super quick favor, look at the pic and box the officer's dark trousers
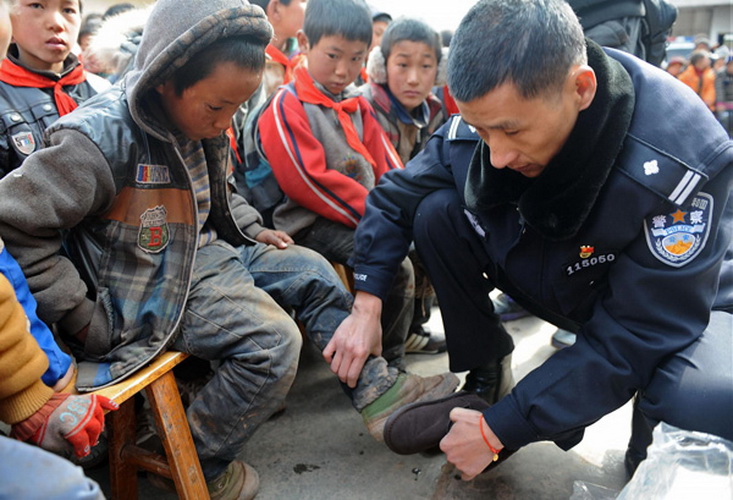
[413,188,733,468]
[412,189,514,373]
[627,309,733,473]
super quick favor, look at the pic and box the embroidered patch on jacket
[565,245,618,276]
[136,164,171,184]
[644,192,713,267]
[11,131,35,155]
[643,159,659,176]
[138,206,170,253]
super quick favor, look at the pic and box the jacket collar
[465,40,635,241]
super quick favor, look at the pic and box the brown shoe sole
[384,391,490,455]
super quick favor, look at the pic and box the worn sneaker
[149,460,259,500]
[208,460,259,500]
[492,293,530,321]
[550,328,577,349]
[405,326,447,354]
[361,371,460,441]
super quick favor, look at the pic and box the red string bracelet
[479,415,500,462]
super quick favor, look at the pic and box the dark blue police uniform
[352,42,733,462]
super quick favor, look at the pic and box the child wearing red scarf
[0,0,105,177]
[359,17,448,355]
[250,0,307,97]
[256,0,426,380]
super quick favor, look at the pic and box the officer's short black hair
[303,0,372,48]
[448,0,586,101]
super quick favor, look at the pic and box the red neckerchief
[0,58,86,116]
[442,85,459,116]
[293,66,376,167]
[266,44,294,84]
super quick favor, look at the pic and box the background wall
[83,1,731,48]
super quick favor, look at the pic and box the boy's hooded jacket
[0,0,272,390]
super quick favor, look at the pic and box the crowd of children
[0,1,457,499]
[1,0,731,499]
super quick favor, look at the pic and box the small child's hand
[11,393,118,458]
[255,229,294,249]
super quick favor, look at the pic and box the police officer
[333,0,733,480]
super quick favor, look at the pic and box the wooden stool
[330,262,355,293]
[92,351,209,500]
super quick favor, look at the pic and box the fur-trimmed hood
[366,45,448,86]
[83,5,152,78]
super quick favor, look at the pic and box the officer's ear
[569,65,597,112]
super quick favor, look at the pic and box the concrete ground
[87,308,633,500]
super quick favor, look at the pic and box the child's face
[157,61,262,142]
[386,40,438,112]
[273,0,306,41]
[370,19,388,52]
[0,3,11,57]
[301,33,367,95]
[10,0,81,73]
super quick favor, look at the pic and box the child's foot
[361,371,459,441]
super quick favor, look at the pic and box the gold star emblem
[670,209,687,224]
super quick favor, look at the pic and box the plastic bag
[617,422,733,499]
[569,481,619,500]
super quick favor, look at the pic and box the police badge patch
[11,131,35,155]
[644,193,713,267]
[138,206,170,253]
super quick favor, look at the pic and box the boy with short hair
[0,0,107,177]
[0,1,457,497]
[257,0,417,374]
[250,0,306,96]
[360,17,448,354]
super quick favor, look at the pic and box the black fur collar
[464,40,635,241]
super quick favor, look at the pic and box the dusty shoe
[149,460,259,499]
[492,293,530,321]
[384,391,490,455]
[208,460,260,500]
[361,371,460,441]
[405,326,447,354]
[550,328,577,349]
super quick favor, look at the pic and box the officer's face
[156,61,262,142]
[456,67,596,178]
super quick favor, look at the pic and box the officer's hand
[324,292,383,388]
[440,407,501,481]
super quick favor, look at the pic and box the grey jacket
[0,0,272,390]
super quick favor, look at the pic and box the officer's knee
[413,189,463,245]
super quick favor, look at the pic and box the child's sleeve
[0,244,72,387]
[0,273,54,425]
[360,97,404,182]
[258,88,370,229]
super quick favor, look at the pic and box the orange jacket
[678,65,716,111]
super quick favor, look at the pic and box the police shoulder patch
[643,192,713,267]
